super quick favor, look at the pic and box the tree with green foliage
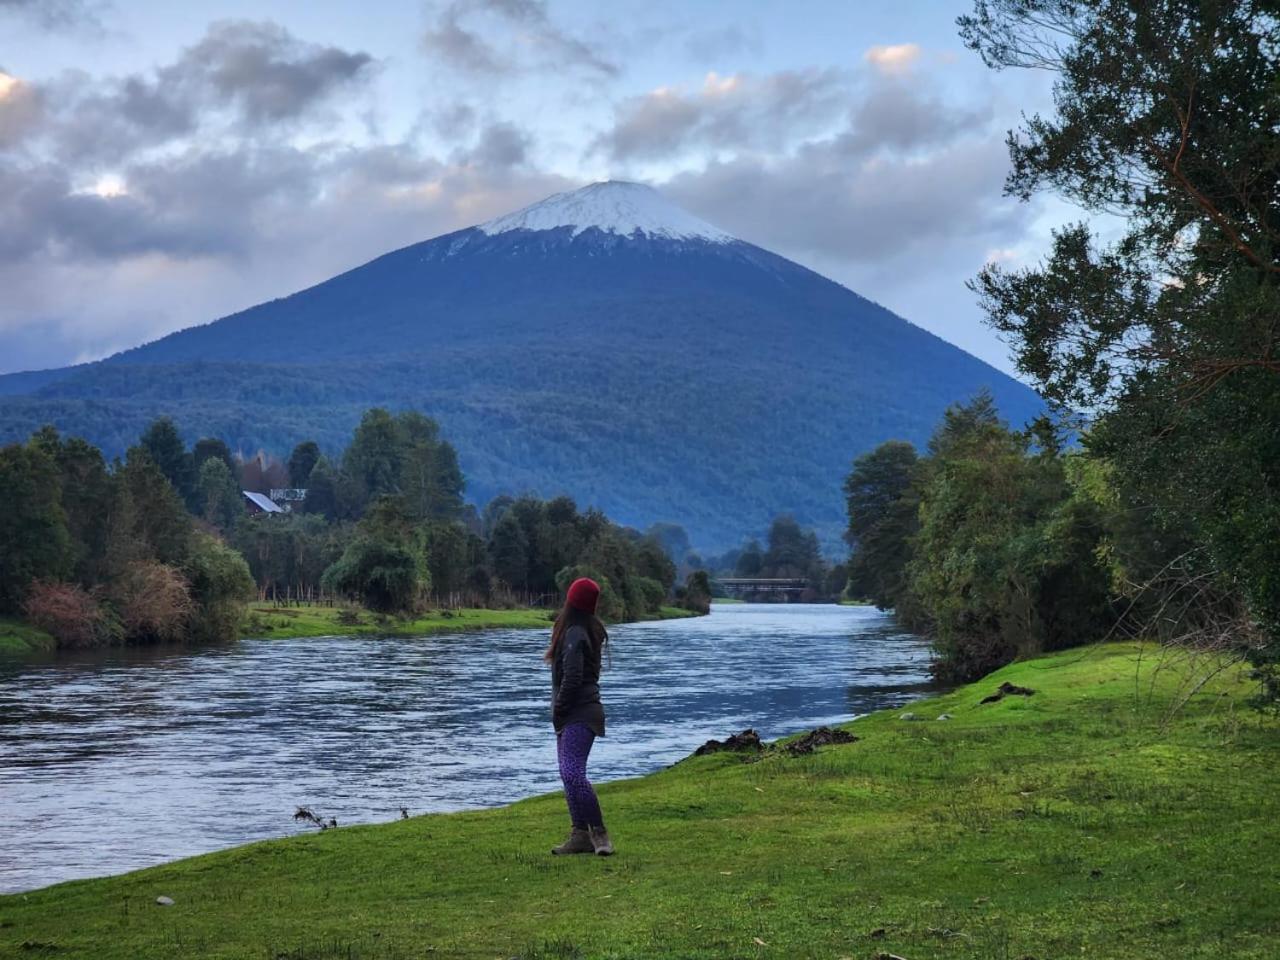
[398,412,465,522]
[138,417,194,502]
[231,513,348,599]
[193,437,236,475]
[635,536,677,592]
[185,532,255,643]
[321,537,420,614]
[344,408,403,503]
[287,441,321,488]
[679,570,713,615]
[762,515,824,581]
[0,442,72,612]
[302,456,342,520]
[108,449,193,569]
[844,440,920,612]
[490,513,530,592]
[29,427,114,585]
[196,457,242,530]
[423,520,470,599]
[961,0,1280,691]
[907,396,1112,682]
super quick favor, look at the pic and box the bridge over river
[715,577,809,600]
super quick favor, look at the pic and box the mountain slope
[0,181,1043,550]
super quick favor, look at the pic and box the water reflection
[0,603,931,892]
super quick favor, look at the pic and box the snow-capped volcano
[0,178,1046,551]
[479,180,733,243]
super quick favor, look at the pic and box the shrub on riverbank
[2,643,1273,958]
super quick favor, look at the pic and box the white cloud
[864,43,922,75]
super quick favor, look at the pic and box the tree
[321,537,420,613]
[0,442,72,612]
[646,522,692,565]
[490,513,530,591]
[303,456,342,520]
[193,437,236,476]
[961,0,1280,689]
[423,520,469,599]
[735,540,764,577]
[344,408,403,504]
[30,427,114,585]
[679,570,712,615]
[762,515,823,580]
[109,449,193,568]
[397,411,465,521]
[482,495,516,538]
[636,536,677,592]
[287,441,321,488]
[196,457,242,530]
[844,440,920,611]
[185,532,254,642]
[906,396,1111,682]
[137,417,193,501]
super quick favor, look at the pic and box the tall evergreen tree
[137,417,194,502]
[844,440,920,612]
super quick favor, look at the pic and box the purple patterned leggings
[556,723,604,829]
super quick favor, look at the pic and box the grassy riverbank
[238,604,555,639]
[241,604,698,639]
[0,617,55,654]
[3,642,1276,959]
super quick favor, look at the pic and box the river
[0,603,931,893]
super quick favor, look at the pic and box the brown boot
[588,825,614,856]
[551,827,593,855]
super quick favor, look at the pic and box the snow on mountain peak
[478,180,734,243]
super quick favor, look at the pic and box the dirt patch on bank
[693,729,763,757]
[785,726,859,755]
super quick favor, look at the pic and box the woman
[547,577,613,856]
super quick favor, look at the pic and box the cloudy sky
[0,0,1065,376]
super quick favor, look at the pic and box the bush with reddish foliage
[22,581,114,648]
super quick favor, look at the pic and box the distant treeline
[697,516,848,603]
[0,408,711,648]
[0,425,254,647]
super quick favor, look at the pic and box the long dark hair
[544,602,608,664]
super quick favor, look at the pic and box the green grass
[0,616,55,654]
[3,643,1277,959]
[238,605,557,640]
[239,604,698,640]
[710,597,745,604]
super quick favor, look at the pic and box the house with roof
[242,491,285,515]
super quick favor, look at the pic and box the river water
[0,603,931,893]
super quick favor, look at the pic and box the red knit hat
[566,577,600,614]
